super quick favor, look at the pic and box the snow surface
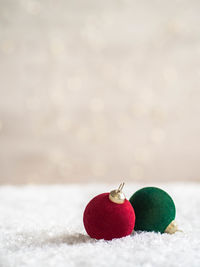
[0,183,200,267]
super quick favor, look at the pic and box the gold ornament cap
[109,182,126,204]
[164,220,179,234]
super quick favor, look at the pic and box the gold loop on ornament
[109,182,126,204]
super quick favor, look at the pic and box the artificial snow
[0,183,200,267]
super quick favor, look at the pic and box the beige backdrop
[0,0,200,184]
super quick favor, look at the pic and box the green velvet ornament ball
[129,187,176,233]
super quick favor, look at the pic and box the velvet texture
[83,193,135,240]
[129,187,176,233]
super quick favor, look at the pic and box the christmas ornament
[83,183,135,240]
[129,187,178,234]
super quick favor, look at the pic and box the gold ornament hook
[109,182,126,204]
[117,182,125,192]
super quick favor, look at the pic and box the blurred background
[0,0,200,184]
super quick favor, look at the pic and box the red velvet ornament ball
[83,183,135,240]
